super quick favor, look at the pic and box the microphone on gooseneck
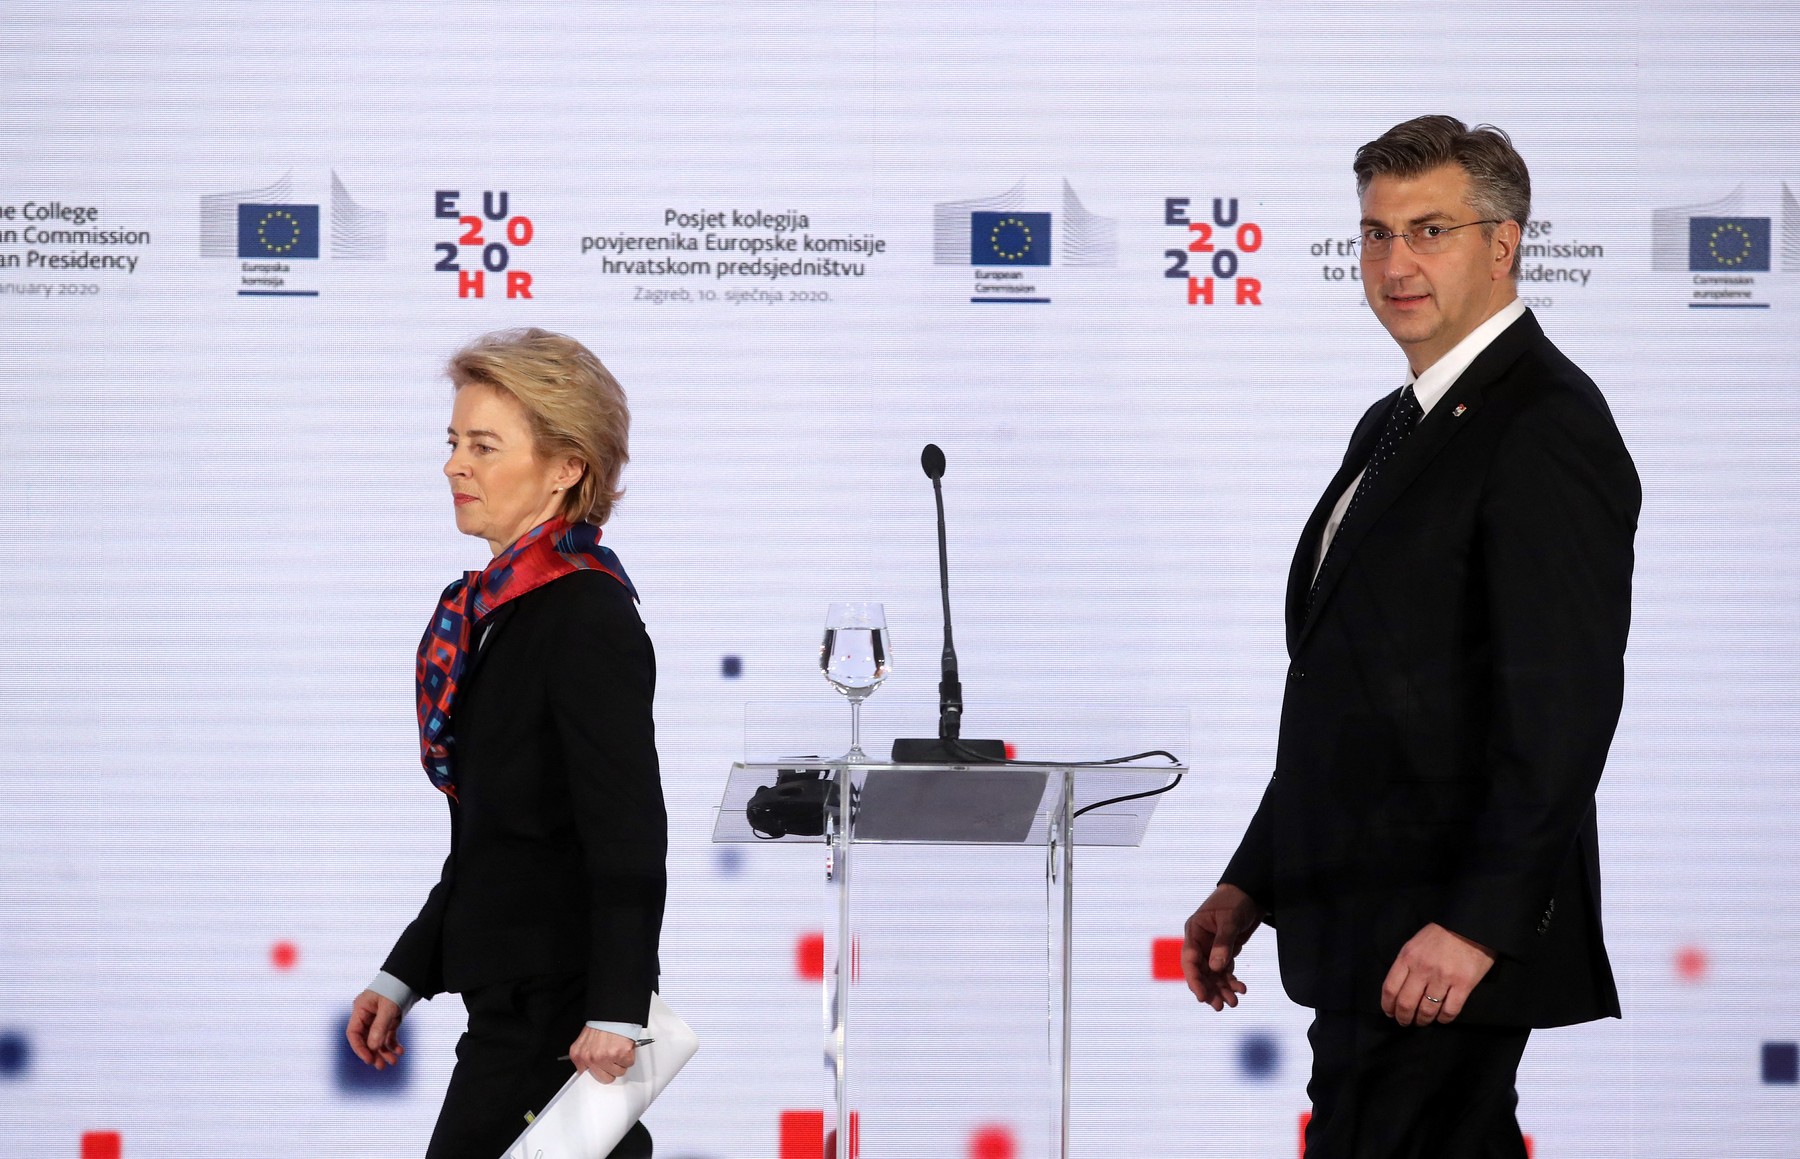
[891,444,1007,764]
[921,444,963,742]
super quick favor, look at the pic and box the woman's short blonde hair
[446,328,629,525]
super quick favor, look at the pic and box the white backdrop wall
[1,3,1797,1157]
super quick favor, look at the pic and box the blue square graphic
[0,1029,30,1077]
[1236,1031,1280,1080]
[335,1017,409,1095]
[238,203,320,260]
[971,211,1051,266]
[1688,216,1770,271]
[1764,1041,1798,1085]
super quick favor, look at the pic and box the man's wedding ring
[1423,994,1442,1003]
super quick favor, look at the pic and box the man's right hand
[345,989,405,1069]
[1181,883,1264,1011]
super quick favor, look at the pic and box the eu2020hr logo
[435,190,535,299]
[1164,197,1262,306]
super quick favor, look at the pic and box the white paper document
[501,993,698,1159]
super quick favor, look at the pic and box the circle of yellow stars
[257,208,304,255]
[1707,221,1754,267]
[989,216,1034,262]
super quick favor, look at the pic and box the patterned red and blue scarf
[415,517,637,798]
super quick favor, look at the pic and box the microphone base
[889,737,1007,764]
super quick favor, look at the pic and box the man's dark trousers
[1304,1012,1530,1158]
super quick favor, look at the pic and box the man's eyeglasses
[1353,220,1500,260]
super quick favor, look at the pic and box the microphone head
[921,443,947,481]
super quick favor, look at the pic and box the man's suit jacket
[1222,310,1639,1028]
[383,569,667,1026]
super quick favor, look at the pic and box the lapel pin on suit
[1453,403,1467,417]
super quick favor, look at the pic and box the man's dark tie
[1308,382,1424,612]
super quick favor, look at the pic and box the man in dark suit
[1180,116,1639,1157]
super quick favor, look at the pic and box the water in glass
[821,625,890,698]
[821,603,889,762]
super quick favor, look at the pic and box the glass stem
[849,697,863,759]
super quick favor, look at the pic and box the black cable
[941,736,1181,769]
[937,737,1187,819]
[1072,772,1183,819]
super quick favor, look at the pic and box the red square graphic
[780,1111,824,1159]
[81,1132,122,1159]
[1151,936,1184,980]
[796,932,825,981]
[969,1123,1017,1159]
[1675,944,1708,982]
[780,1110,859,1159]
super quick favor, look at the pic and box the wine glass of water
[821,602,891,762]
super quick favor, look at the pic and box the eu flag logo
[1689,216,1770,271]
[971,211,1051,266]
[238,203,319,259]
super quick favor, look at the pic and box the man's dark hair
[1354,115,1531,274]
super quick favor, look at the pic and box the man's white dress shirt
[1314,298,1527,579]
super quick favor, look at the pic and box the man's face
[1359,164,1519,374]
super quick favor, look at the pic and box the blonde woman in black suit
[345,329,665,1159]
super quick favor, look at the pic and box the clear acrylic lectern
[713,751,1180,1159]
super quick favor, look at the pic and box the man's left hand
[568,1027,637,1083]
[1380,922,1496,1027]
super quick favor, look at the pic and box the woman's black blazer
[383,569,667,1025]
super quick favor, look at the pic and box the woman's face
[443,383,581,554]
